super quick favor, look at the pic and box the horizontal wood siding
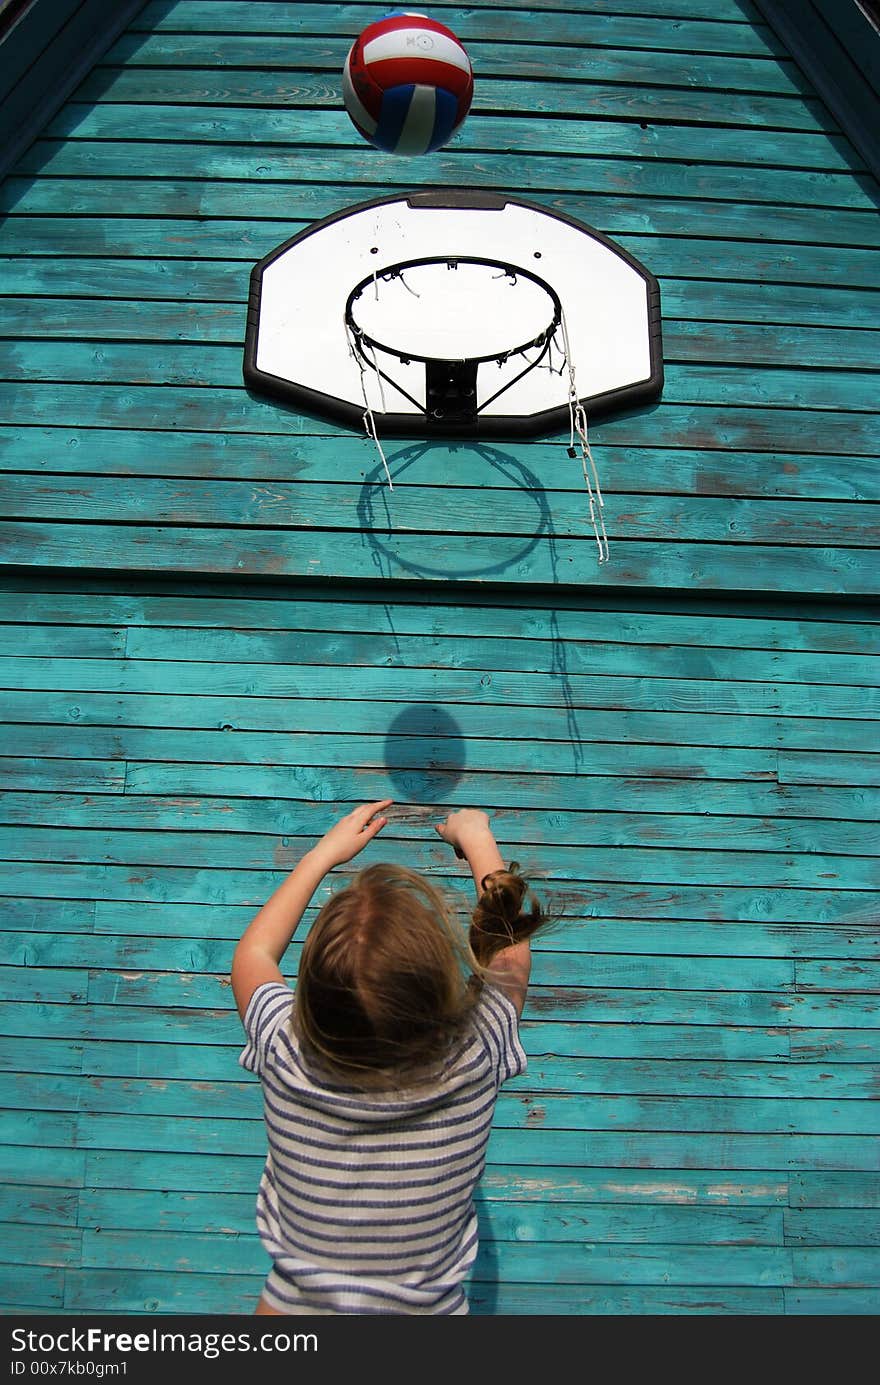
[0,0,878,1319]
[0,575,878,1314]
[0,0,878,592]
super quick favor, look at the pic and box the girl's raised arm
[230,800,392,1020]
[435,808,533,1018]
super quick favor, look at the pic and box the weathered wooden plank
[10,1049,872,1103]
[3,473,878,544]
[0,625,124,657]
[790,1030,880,1063]
[1,656,875,725]
[14,938,785,994]
[74,1035,808,1084]
[0,1037,83,1075]
[0,1111,77,1150]
[58,1112,880,1170]
[796,960,880,994]
[132,2,786,59]
[76,1019,791,1071]
[81,899,880,961]
[44,72,847,141]
[103,33,801,92]
[0,705,875,784]
[77,1186,254,1233]
[3,581,876,654]
[0,1000,240,1045]
[60,1266,263,1314]
[5,797,875,858]
[788,994,880,1030]
[0,1185,78,1226]
[486,1202,786,1245]
[72,969,823,1028]
[65,1073,880,1136]
[44,105,860,173]
[4,520,876,595]
[17,139,876,210]
[116,624,880,685]
[481,1167,788,1206]
[0,429,875,512]
[85,899,866,962]
[83,1148,262,1193]
[784,1209,880,1245]
[7,334,880,413]
[507,1124,875,1168]
[53,1265,784,1314]
[529,989,880,1030]
[0,701,875,784]
[75,1170,788,1232]
[779,752,880,787]
[792,1248,880,1286]
[8,862,875,935]
[0,295,246,342]
[0,965,87,1004]
[1,654,874,721]
[784,1288,880,1313]
[0,898,96,933]
[513,1059,879,1100]
[77,1183,785,1245]
[0,759,125,792]
[3,384,878,458]
[138,0,763,18]
[3,254,879,323]
[468,1282,783,1314]
[0,931,231,976]
[3,280,880,370]
[6,822,876,890]
[0,1142,85,1189]
[1,695,874,769]
[664,321,880,370]
[0,1266,64,1309]
[6,172,878,262]
[75,1154,782,1214]
[4,757,809,822]
[76,1223,796,1284]
[4,224,877,327]
[790,1173,880,1208]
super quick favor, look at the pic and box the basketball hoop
[344,254,608,561]
[244,189,665,566]
[344,256,563,426]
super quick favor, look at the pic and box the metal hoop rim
[344,254,563,366]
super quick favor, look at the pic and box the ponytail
[468,862,546,967]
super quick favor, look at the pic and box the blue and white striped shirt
[240,980,527,1314]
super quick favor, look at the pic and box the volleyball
[342,11,473,155]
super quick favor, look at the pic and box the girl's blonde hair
[293,861,546,1088]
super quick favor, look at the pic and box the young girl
[231,800,547,1316]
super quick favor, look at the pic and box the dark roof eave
[0,0,149,184]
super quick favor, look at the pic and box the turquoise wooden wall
[0,0,878,1315]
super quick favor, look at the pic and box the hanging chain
[559,309,609,563]
[345,316,393,491]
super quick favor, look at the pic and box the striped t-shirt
[239,979,527,1315]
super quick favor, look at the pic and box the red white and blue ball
[343,12,473,155]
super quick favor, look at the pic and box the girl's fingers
[357,798,393,819]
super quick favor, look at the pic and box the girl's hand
[435,808,493,857]
[314,800,393,868]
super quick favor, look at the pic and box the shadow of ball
[384,705,467,802]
